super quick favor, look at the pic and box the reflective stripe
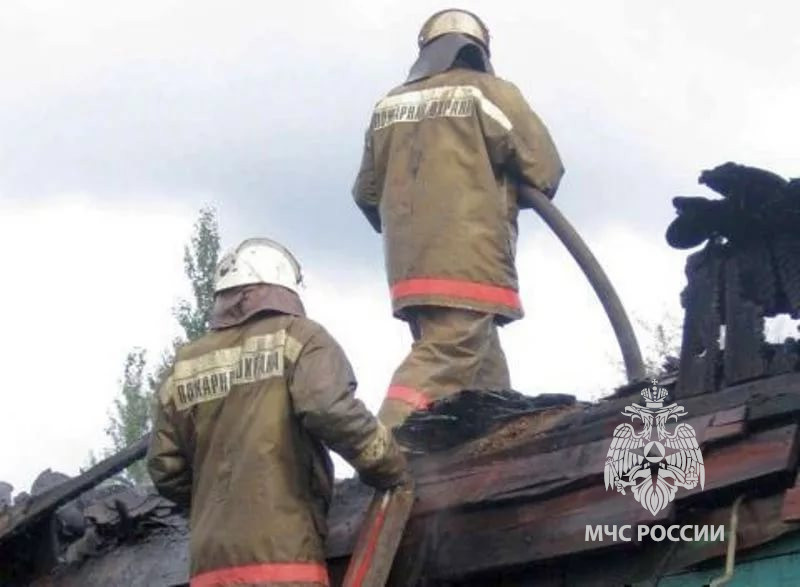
[373,85,512,131]
[386,385,431,410]
[191,562,329,587]
[284,335,303,363]
[391,278,521,310]
[352,423,390,470]
[343,492,391,587]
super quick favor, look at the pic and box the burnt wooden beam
[324,420,799,578]
[677,246,724,398]
[415,424,798,579]
[724,251,768,385]
[774,235,800,313]
[417,372,800,477]
[422,484,673,579]
[563,493,799,586]
[14,410,800,584]
[781,473,800,523]
[0,435,150,545]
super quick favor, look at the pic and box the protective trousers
[378,307,511,430]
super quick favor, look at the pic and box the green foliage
[637,312,682,378]
[174,207,220,342]
[606,312,682,394]
[105,348,151,483]
[100,207,221,484]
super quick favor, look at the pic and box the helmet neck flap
[406,33,493,84]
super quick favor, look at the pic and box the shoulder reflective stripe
[352,423,390,469]
[386,385,431,410]
[373,85,512,131]
[191,562,329,587]
[284,335,303,363]
[390,277,521,310]
[171,330,289,410]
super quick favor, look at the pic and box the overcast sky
[1,1,798,493]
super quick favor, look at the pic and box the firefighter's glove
[355,424,410,490]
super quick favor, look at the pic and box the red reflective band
[343,492,390,587]
[387,385,431,410]
[191,562,329,587]
[391,278,521,309]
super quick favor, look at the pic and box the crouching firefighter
[147,238,408,587]
[352,9,565,429]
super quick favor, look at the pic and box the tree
[101,207,221,483]
[148,206,220,392]
[105,348,150,483]
[607,311,683,392]
[174,207,220,342]
[635,311,682,378]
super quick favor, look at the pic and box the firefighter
[147,238,407,587]
[352,9,565,430]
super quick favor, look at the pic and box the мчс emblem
[604,379,705,516]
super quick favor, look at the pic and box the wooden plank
[724,253,767,385]
[413,413,723,515]
[711,405,748,426]
[419,425,797,579]
[342,484,414,587]
[781,486,800,523]
[570,493,797,586]
[0,435,150,544]
[326,423,798,579]
[423,484,673,579]
[705,405,747,444]
[773,234,800,314]
[413,417,788,519]
[684,425,799,498]
[677,247,724,398]
[453,372,800,469]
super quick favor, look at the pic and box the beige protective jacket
[353,68,564,323]
[147,310,405,587]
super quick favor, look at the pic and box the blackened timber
[0,435,150,545]
[724,252,767,385]
[420,485,673,579]
[410,422,794,519]
[563,494,796,586]
[773,235,800,313]
[677,246,724,398]
[416,372,800,477]
[684,424,798,498]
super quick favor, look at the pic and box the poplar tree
[103,207,220,483]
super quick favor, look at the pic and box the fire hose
[520,185,646,383]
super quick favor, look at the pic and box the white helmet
[214,238,303,294]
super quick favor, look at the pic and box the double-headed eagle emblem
[604,379,705,516]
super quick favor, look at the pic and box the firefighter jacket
[353,68,564,323]
[147,305,406,587]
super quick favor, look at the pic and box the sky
[1,0,798,494]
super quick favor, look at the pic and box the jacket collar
[209,284,305,330]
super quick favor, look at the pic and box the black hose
[520,185,647,383]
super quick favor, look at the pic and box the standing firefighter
[147,238,407,587]
[353,9,565,429]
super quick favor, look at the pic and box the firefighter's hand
[359,440,410,490]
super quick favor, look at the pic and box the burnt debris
[4,162,800,585]
[667,162,800,249]
[671,164,800,397]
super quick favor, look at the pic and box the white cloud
[0,200,686,491]
[1,0,797,491]
[0,198,193,493]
